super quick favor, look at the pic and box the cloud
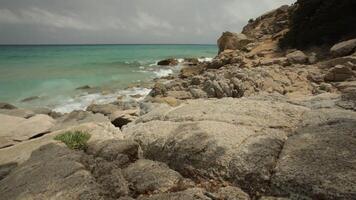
[0,7,96,30]
[0,0,296,44]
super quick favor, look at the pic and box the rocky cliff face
[1,2,356,200]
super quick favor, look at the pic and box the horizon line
[0,43,217,46]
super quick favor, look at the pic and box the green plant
[54,131,91,150]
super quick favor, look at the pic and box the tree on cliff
[280,0,356,49]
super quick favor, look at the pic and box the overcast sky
[0,0,295,44]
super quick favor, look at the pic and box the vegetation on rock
[54,131,91,150]
[280,0,356,49]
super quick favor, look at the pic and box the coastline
[1,2,356,200]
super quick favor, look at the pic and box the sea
[0,44,217,113]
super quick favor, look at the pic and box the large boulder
[0,122,123,166]
[217,32,253,54]
[330,38,356,57]
[324,65,355,82]
[0,144,105,200]
[0,114,55,149]
[124,98,308,195]
[271,109,356,199]
[286,50,308,64]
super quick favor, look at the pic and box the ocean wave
[53,87,151,114]
[198,57,213,62]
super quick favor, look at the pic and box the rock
[189,88,208,99]
[33,107,62,119]
[87,139,141,167]
[0,114,55,148]
[337,88,356,111]
[124,98,308,195]
[180,66,203,78]
[286,50,308,64]
[51,110,109,131]
[76,85,92,90]
[191,76,203,85]
[271,109,356,199]
[21,96,40,102]
[137,188,210,200]
[319,55,356,69]
[149,83,167,97]
[0,102,16,110]
[0,108,35,119]
[150,96,180,107]
[157,58,178,66]
[0,144,105,200]
[218,32,253,54]
[123,159,186,195]
[308,52,318,64]
[324,65,354,82]
[184,58,200,65]
[330,38,356,57]
[86,103,120,116]
[111,114,137,129]
[216,186,251,200]
[166,90,192,100]
[0,162,17,180]
[0,122,123,166]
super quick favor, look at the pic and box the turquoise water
[0,45,217,112]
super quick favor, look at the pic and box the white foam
[53,87,151,114]
[153,69,173,77]
[198,57,213,62]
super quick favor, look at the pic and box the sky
[0,0,295,44]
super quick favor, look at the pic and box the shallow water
[0,44,217,112]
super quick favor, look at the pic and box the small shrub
[54,131,91,150]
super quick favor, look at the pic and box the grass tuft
[54,131,91,150]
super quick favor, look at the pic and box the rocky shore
[1,1,356,200]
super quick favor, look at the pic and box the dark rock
[331,38,356,57]
[0,102,17,110]
[157,58,178,66]
[324,65,355,82]
[76,85,92,90]
[0,162,17,181]
[21,96,40,102]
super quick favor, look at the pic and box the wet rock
[0,102,17,110]
[330,38,356,57]
[21,96,40,102]
[76,85,92,90]
[157,58,178,66]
